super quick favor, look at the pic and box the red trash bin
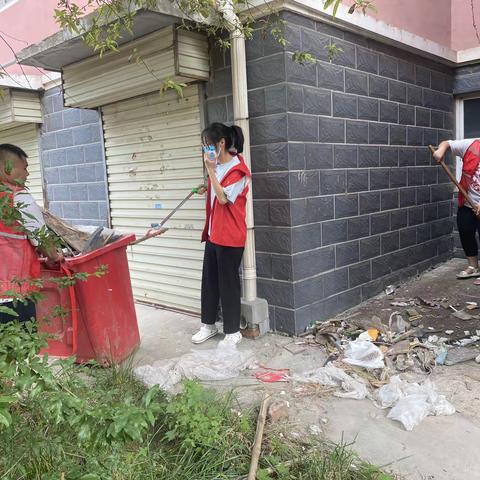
[63,234,140,365]
[37,267,96,363]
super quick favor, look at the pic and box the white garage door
[0,123,43,205]
[102,85,205,312]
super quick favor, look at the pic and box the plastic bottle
[203,145,217,161]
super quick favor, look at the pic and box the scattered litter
[255,366,290,383]
[309,290,480,379]
[385,285,396,295]
[476,354,480,364]
[358,329,379,341]
[292,365,368,400]
[134,348,256,392]
[389,312,408,333]
[309,425,322,436]
[453,310,473,321]
[377,376,455,431]
[391,301,412,307]
[256,371,288,383]
[405,308,422,322]
[445,347,480,365]
[435,350,448,365]
[457,336,480,347]
[416,297,439,308]
[343,340,385,369]
[283,342,307,355]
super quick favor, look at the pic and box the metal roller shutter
[0,123,43,205]
[102,85,205,312]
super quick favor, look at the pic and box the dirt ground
[135,257,480,480]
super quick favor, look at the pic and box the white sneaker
[218,331,243,349]
[191,324,218,344]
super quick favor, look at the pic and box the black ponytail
[202,122,244,154]
[230,125,244,154]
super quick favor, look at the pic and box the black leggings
[201,240,244,334]
[457,206,480,257]
[0,300,36,324]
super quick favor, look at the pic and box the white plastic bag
[292,365,368,400]
[134,348,256,392]
[343,340,385,369]
[388,394,430,431]
[377,376,455,430]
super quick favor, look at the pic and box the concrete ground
[134,258,480,480]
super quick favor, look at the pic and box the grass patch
[0,322,395,479]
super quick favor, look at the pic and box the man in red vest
[434,139,480,282]
[0,144,62,323]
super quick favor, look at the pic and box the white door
[0,123,43,205]
[102,85,205,312]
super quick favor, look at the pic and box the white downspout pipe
[216,0,257,301]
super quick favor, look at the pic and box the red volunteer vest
[0,185,41,298]
[201,155,251,248]
[459,140,480,207]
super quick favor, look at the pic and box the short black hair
[0,144,28,160]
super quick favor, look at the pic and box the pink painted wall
[343,0,452,48]
[0,0,59,76]
[342,0,480,51]
[451,0,480,51]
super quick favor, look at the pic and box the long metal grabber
[130,185,205,246]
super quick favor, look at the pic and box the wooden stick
[247,393,270,480]
[428,145,478,209]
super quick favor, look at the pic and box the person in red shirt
[434,139,480,282]
[192,123,251,347]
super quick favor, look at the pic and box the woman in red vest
[434,139,480,282]
[0,144,62,324]
[192,123,251,347]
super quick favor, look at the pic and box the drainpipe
[216,0,257,301]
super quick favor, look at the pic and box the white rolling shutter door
[0,124,43,205]
[102,85,205,312]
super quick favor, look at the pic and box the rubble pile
[305,291,480,374]
[287,288,480,429]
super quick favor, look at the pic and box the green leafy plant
[324,0,376,16]
[348,0,377,15]
[160,79,188,98]
[292,51,316,65]
[164,380,226,450]
[325,42,344,62]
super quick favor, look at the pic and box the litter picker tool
[130,185,205,246]
[428,145,479,212]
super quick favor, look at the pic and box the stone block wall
[206,11,455,334]
[40,86,109,227]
